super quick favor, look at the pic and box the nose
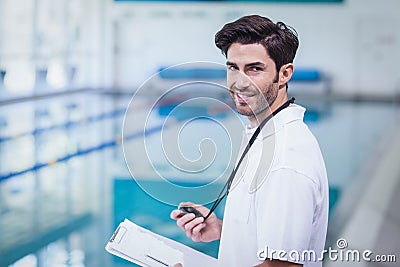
[234,72,251,91]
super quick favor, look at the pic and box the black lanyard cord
[203,97,295,220]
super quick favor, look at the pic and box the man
[170,15,328,267]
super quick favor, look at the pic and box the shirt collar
[245,104,305,139]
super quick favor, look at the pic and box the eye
[227,65,237,71]
[250,66,262,72]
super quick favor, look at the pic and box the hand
[170,202,222,242]
[174,264,183,267]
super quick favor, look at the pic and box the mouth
[234,92,255,104]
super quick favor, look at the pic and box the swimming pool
[0,92,398,267]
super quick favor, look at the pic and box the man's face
[226,42,279,118]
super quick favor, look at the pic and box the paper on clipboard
[105,219,218,267]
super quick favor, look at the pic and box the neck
[248,91,289,128]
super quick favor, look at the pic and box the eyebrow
[226,61,266,68]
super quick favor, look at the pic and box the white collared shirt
[218,104,329,267]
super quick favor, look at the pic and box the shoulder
[270,105,327,185]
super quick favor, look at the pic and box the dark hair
[215,15,299,73]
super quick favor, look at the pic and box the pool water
[0,93,398,267]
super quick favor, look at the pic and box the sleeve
[255,167,318,264]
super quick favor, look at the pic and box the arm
[170,202,222,242]
[252,169,319,267]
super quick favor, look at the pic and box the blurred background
[0,0,399,266]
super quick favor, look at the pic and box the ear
[279,63,294,86]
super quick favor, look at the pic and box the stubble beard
[235,82,279,117]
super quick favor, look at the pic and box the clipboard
[105,219,218,267]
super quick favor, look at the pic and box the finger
[192,222,206,236]
[176,213,195,230]
[184,217,203,239]
[186,229,193,239]
[170,209,182,220]
[191,223,206,242]
[192,232,201,242]
[184,216,204,232]
[174,264,183,267]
